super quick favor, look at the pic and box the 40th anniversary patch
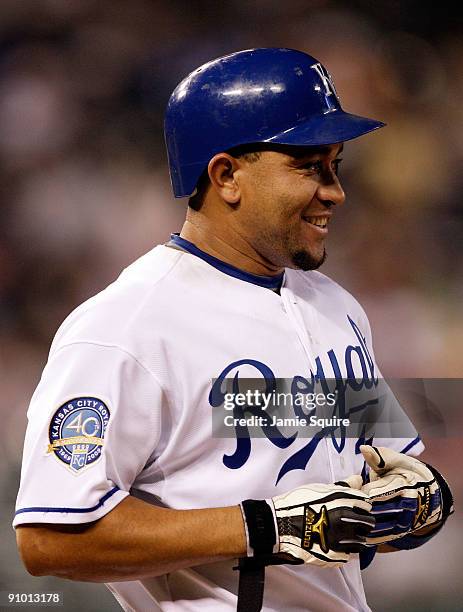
[47,397,110,473]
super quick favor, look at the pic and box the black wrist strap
[241,499,276,556]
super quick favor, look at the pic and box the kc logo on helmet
[310,63,340,103]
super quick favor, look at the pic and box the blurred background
[0,1,461,610]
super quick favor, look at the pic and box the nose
[316,174,346,208]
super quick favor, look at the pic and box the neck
[180,217,284,277]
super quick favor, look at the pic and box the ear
[207,153,241,204]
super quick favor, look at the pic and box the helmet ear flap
[164,48,385,198]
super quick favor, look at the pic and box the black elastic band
[237,558,266,612]
[236,500,276,612]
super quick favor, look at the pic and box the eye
[301,160,323,174]
[299,158,343,175]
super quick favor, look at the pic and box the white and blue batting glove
[241,475,375,568]
[359,445,454,547]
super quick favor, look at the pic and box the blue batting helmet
[164,48,384,198]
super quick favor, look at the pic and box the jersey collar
[169,234,284,290]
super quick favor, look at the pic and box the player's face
[237,144,345,271]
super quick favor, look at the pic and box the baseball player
[14,48,453,612]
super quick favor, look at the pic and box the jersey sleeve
[353,302,424,458]
[13,342,164,527]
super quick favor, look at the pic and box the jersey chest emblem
[210,315,378,483]
[47,397,110,473]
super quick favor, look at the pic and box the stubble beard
[254,222,327,271]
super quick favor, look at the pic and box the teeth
[305,216,329,227]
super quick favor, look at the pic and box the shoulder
[50,245,184,355]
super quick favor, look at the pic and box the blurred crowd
[0,1,462,610]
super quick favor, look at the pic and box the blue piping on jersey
[400,436,421,454]
[170,234,284,290]
[14,486,120,516]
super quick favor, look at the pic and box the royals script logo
[209,316,378,484]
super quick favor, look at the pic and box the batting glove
[359,445,454,545]
[241,475,375,568]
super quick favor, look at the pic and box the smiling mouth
[302,215,330,229]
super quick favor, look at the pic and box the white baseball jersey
[14,235,423,612]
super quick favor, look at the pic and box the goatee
[291,248,327,271]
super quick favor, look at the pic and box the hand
[359,445,451,545]
[241,475,375,568]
